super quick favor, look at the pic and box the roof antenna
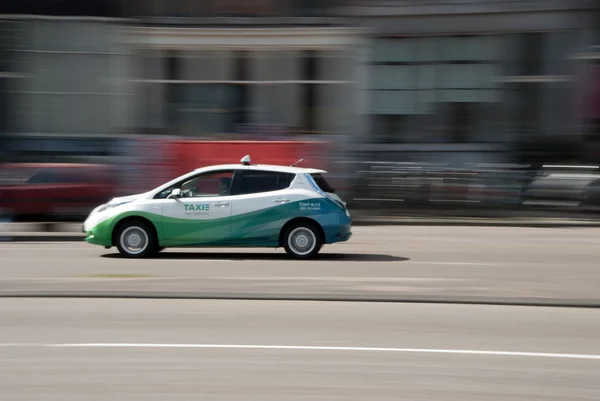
[291,158,304,167]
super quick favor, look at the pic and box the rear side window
[233,171,295,195]
[277,172,295,190]
[311,174,335,193]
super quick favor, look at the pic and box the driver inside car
[219,177,232,196]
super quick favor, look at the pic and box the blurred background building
[2,0,600,219]
[0,1,597,161]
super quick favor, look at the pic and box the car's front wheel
[282,222,323,260]
[115,220,158,258]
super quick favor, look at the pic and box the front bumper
[82,213,113,247]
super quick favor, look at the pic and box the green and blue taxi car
[83,156,352,259]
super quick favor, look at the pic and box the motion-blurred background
[1,0,600,222]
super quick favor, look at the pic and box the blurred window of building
[369,31,577,145]
[369,35,502,144]
[9,20,119,136]
[133,47,353,138]
[134,49,247,137]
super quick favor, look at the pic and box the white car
[83,156,352,259]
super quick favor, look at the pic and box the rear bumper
[340,231,352,242]
[326,221,352,244]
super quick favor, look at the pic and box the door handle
[213,202,230,207]
[273,198,291,204]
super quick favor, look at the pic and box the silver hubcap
[288,227,316,256]
[120,226,148,255]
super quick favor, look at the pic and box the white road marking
[411,262,502,266]
[0,343,598,360]
[0,275,243,282]
[0,276,467,283]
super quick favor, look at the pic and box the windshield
[311,174,335,193]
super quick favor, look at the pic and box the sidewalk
[0,223,84,242]
[2,215,600,242]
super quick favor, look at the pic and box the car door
[228,170,297,246]
[159,169,237,246]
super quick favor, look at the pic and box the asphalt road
[0,298,598,400]
[0,226,599,304]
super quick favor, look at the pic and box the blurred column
[110,26,136,134]
[316,51,334,135]
[470,35,504,143]
[0,19,17,150]
[248,51,271,125]
[268,51,301,131]
[11,19,34,134]
[352,38,371,144]
[540,31,578,138]
[136,48,166,131]
[317,49,354,137]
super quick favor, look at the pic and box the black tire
[282,221,323,260]
[115,220,158,258]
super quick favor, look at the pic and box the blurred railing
[348,0,581,13]
[347,162,600,217]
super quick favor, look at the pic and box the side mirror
[168,188,181,199]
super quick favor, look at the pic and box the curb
[351,219,600,228]
[1,291,598,308]
[0,234,85,242]
[2,218,600,242]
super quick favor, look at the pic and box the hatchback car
[83,156,352,259]
[0,163,115,221]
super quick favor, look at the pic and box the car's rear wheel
[283,222,323,260]
[115,221,157,258]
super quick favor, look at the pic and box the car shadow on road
[101,252,409,262]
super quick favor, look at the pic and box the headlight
[90,204,106,214]
[97,200,133,213]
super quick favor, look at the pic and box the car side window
[27,169,61,184]
[232,171,295,196]
[154,170,235,199]
[155,185,177,200]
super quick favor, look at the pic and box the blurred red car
[0,163,116,221]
